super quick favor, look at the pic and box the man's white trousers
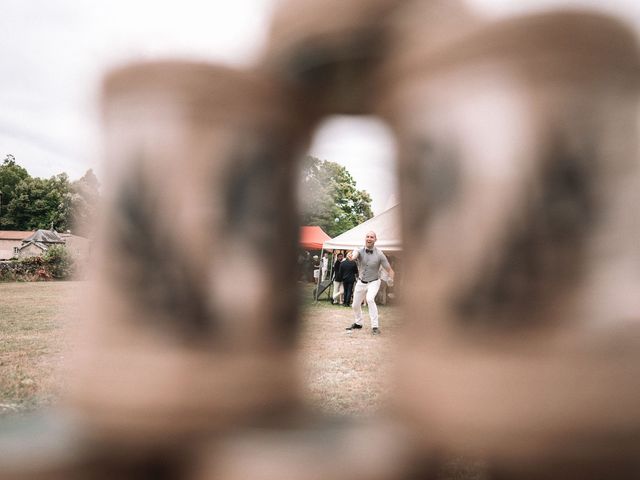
[352,279,381,328]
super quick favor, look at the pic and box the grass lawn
[297,282,402,417]
[0,280,401,417]
[0,281,85,415]
[0,280,484,479]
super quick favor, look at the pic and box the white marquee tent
[314,204,401,300]
[322,204,402,253]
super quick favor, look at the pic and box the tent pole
[327,249,334,302]
[314,248,324,302]
[326,249,337,302]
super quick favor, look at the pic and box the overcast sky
[1,0,639,214]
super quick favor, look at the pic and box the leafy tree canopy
[0,154,29,213]
[299,156,373,237]
[70,169,101,237]
[0,155,100,235]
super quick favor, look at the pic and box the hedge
[0,245,75,282]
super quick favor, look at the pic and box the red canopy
[299,226,331,250]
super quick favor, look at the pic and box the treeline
[0,155,99,237]
[300,156,373,237]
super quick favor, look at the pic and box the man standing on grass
[345,231,395,335]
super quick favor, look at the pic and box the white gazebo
[322,204,401,253]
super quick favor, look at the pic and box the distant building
[0,229,90,261]
[59,232,91,260]
[16,229,66,258]
[0,230,34,260]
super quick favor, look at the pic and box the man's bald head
[365,231,377,249]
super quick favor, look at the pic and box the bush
[0,262,19,282]
[43,245,74,279]
[16,256,48,281]
[0,246,75,282]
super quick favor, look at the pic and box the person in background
[331,252,344,304]
[345,231,395,335]
[303,251,314,283]
[339,251,358,308]
[321,252,329,281]
[312,254,320,282]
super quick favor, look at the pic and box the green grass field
[0,281,402,417]
[297,282,402,416]
[0,281,85,414]
[0,281,484,479]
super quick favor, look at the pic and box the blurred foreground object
[1,1,639,479]
[383,9,640,479]
[68,62,308,443]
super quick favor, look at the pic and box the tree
[299,156,373,237]
[0,156,101,234]
[5,174,73,231]
[43,244,74,279]
[0,154,30,227]
[69,169,100,237]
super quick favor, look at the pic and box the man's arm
[385,265,395,281]
[381,254,395,281]
[347,249,359,261]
